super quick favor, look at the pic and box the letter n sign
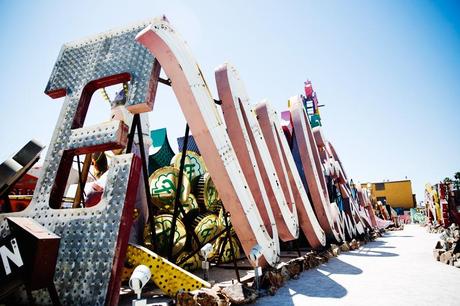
[0,237,23,278]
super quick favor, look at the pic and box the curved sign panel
[289,96,344,242]
[136,18,280,267]
[254,101,326,248]
[216,63,298,242]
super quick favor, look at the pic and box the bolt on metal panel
[0,19,162,305]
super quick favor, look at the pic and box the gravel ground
[256,224,460,306]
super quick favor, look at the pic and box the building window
[377,196,387,203]
[375,183,385,191]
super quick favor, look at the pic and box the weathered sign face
[0,17,373,304]
[136,19,280,267]
[289,96,344,242]
[356,188,375,228]
[311,125,361,239]
[216,63,298,242]
[0,19,162,305]
[254,101,326,249]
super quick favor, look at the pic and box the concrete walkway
[256,224,459,306]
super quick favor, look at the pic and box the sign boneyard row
[0,16,377,305]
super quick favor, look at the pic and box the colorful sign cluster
[0,16,378,304]
[137,17,377,267]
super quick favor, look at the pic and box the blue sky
[0,0,459,202]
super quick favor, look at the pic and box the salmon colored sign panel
[136,18,280,267]
[254,101,326,248]
[216,63,298,242]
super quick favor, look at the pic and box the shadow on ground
[368,240,388,245]
[370,245,396,249]
[343,249,398,257]
[257,235,404,305]
[340,238,399,257]
[363,240,395,248]
[384,235,414,238]
[318,258,362,275]
[258,257,365,305]
[281,269,347,302]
